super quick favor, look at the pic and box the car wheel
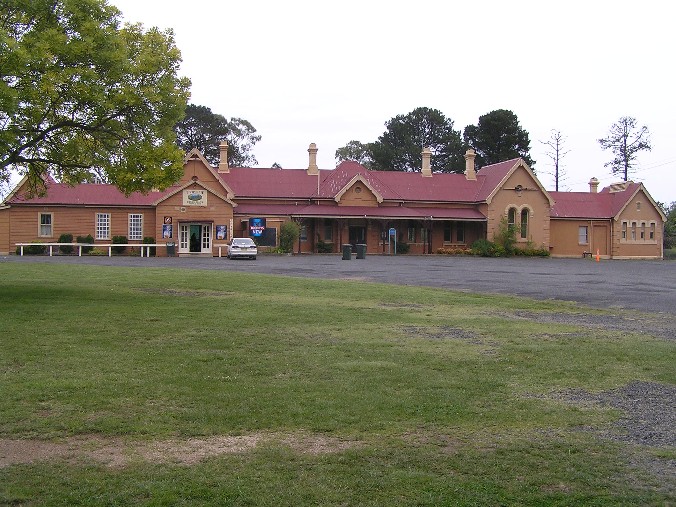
[252,256,257,260]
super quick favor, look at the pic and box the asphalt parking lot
[4,254,675,314]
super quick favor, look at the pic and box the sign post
[388,227,397,255]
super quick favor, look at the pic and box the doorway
[179,223,211,254]
[349,226,366,250]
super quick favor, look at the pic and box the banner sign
[216,225,227,240]
[183,189,207,206]
[249,217,266,237]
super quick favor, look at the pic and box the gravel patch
[507,310,676,342]
[543,381,676,494]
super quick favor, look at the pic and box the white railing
[16,242,166,257]
[15,242,232,257]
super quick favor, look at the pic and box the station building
[0,143,666,259]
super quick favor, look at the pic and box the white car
[227,238,257,260]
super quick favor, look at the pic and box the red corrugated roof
[234,203,486,220]
[7,180,170,206]
[550,182,640,219]
[221,159,520,203]
[6,158,523,209]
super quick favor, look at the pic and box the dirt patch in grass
[134,288,234,298]
[403,326,499,355]
[0,432,362,469]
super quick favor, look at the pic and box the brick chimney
[589,177,599,193]
[421,147,432,177]
[464,148,476,180]
[307,143,319,175]
[218,141,229,173]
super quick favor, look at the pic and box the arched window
[507,208,517,229]
[520,209,529,239]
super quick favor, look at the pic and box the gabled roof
[153,179,235,207]
[550,181,665,220]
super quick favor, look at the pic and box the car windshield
[233,239,255,246]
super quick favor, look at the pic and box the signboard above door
[183,189,207,207]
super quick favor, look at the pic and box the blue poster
[249,218,266,237]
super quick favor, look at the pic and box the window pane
[578,226,588,244]
[96,213,110,240]
[39,213,52,236]
[128,214,143,240]
[444,222,451,242]
[457,223,465,243]
[520,209,528,239]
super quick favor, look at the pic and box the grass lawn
[0,262,673,505]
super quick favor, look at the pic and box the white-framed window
[640,222,646,240]
[621,221,627,240]
[650,222,656,240]
[420,228,428,243]
[407,227,415,242]
[39,213,53,237]
[128,213,143,240]
[96,213,110,240]
[578,226,589,245]
[300,225,307,241]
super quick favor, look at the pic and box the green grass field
[0,263,673,506]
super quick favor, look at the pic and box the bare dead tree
[541,129,570,191]
[598,117,651,181]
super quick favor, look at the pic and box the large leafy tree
[598,116,651,182]
[174,104,260,167]
[0,0,191,195]
[370,107,464,173]
[334,140,375,169]
[463,109,535,169]
[660,201,676,250]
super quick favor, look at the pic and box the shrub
[58,233,74,254]
[471,239,497,257]
[112,235,127,254]
[494,217,517,256]
[317,239,333,253]
[279,221,300,253]
[16,243,46,255]
[143,237,156,257]
[77,235,94,254]
[396,241,410,254]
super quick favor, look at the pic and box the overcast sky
[113,1,673,203]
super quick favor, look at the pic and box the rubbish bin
[356,244,367,259]
[342,244,352,260]
[166,242,176,257]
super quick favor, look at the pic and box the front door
[179,223,211,254]
[349,226,366,250]
[592,225,609,256]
